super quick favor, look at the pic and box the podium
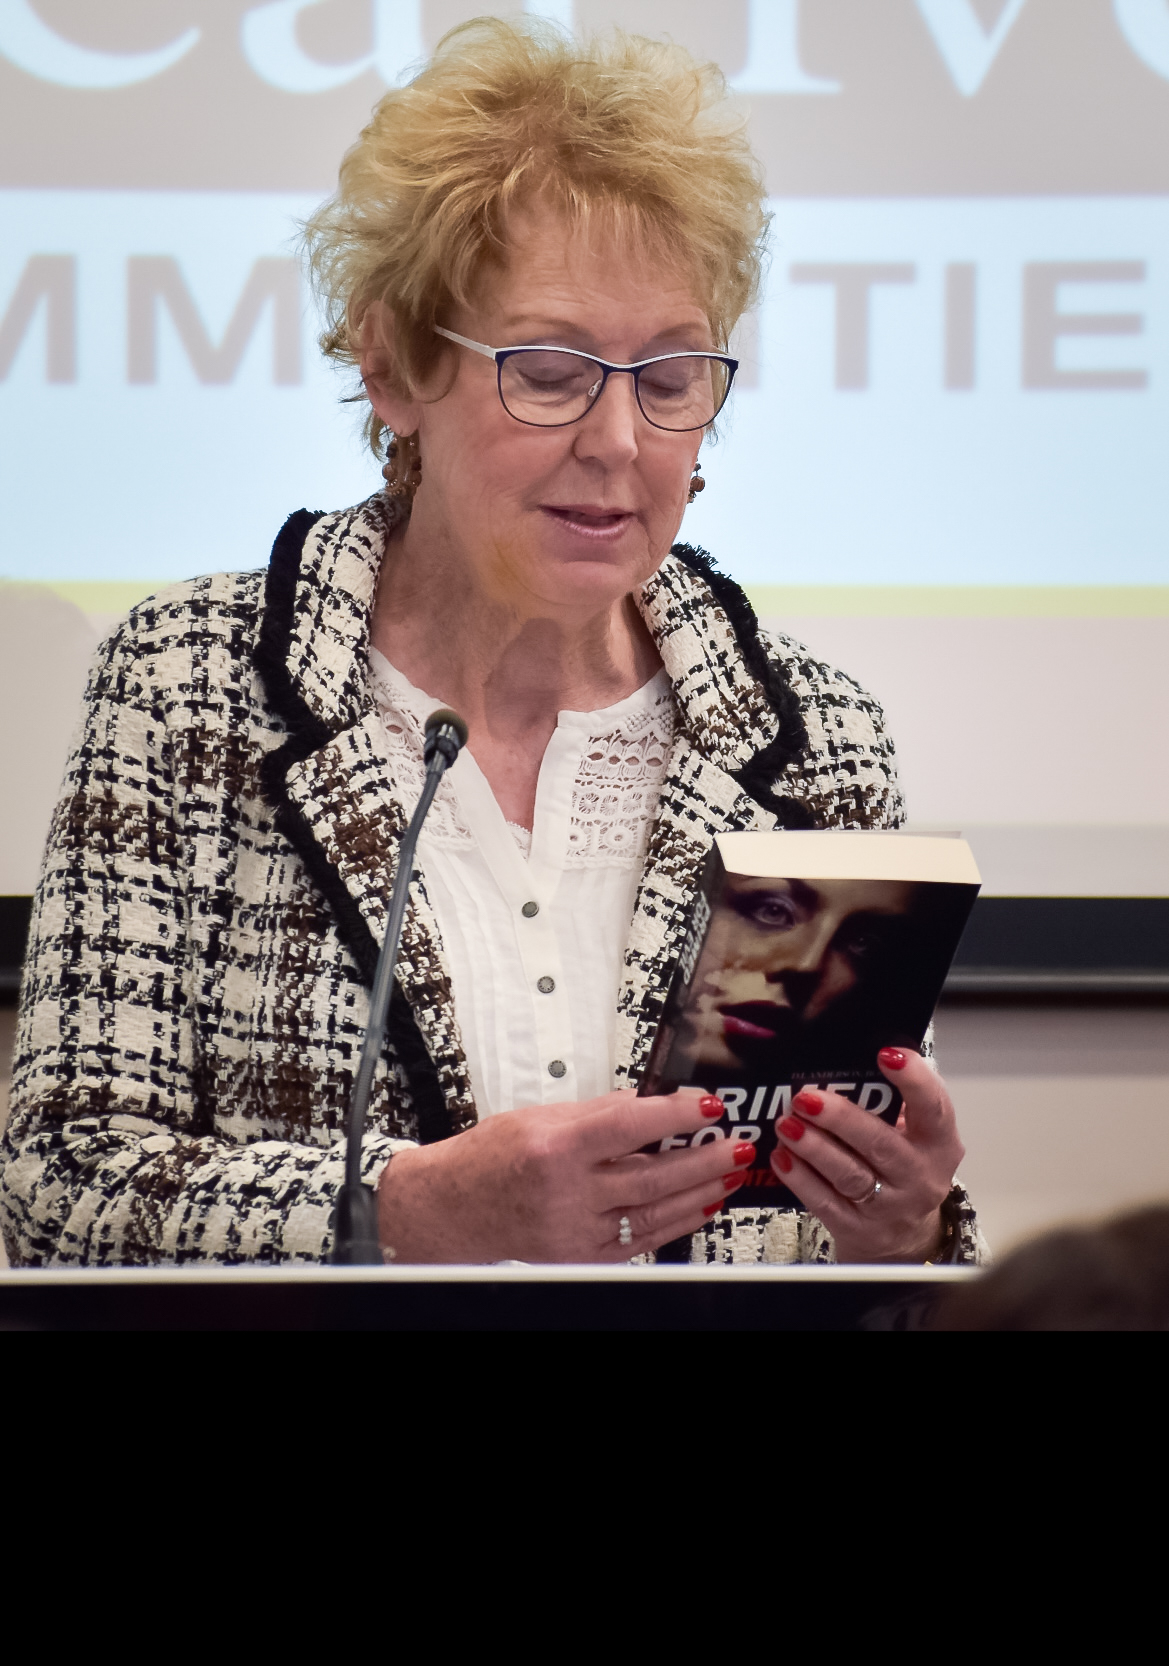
[0,1263,976,1330]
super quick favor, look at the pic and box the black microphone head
[426,708,468,749]
[423,707,469,766]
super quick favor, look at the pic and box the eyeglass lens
[498,350,731,431]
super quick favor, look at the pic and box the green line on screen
[0,580,1165,620]
[745,586,1169,618]
[37,581,173,615]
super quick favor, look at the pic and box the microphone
[332,707,469,1264]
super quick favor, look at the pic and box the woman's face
[364,208,711,615]
[684,875,915,1069]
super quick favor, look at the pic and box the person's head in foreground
[931,1206,1169,1330]
[0,18,979,1271]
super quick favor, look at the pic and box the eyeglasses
[434,326,738,432]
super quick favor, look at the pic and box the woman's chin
[524,540,656,607]
[693,1044,741,1071]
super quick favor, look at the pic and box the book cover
[639,832,982,1210]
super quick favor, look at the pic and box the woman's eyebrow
[786,877,819,911]
[497,316,575,336]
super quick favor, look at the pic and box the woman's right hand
[376,1088,749,1263]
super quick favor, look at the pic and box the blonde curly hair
[303,14,768,465]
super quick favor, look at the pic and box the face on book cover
[682,875,916,1070]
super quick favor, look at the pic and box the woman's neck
[370,512,663,828]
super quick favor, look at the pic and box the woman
[0,19,980,1267]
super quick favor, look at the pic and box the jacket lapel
[637,551,784,771]
[284,716,476,1129]
[613,554,798,1085]
[259,498,476,1132]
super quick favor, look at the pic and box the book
[639,831,982,1210]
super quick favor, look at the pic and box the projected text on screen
[1,1,1168,587]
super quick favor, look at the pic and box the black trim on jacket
[669,543,817,829]
[255,509,453,1144]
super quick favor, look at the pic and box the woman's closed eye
[511,351,593,389]
[639,359,708,400]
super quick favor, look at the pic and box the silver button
[548,1059,567,1079]
[537,976,555,994]
[521,900,539,918]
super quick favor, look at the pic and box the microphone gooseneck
[332,707,468,1264]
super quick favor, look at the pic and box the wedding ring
[618,1215,633,1247]
[853,1179,882,1205]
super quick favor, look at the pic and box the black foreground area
[0,1267,974,1332]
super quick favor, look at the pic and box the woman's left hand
[770,1047,964,1263]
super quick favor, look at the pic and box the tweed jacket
[1,496,981,1266]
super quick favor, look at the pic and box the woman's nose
[572,370,640,467]
[768,970,819,1016]
[770,918,840,974]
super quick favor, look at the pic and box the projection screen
[1,0,1166,900]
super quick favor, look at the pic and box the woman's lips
[721,1010,780,1040]
[540,505,634,542]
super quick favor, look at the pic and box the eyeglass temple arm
[433,325,500,362]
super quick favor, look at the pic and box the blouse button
[521,900,540,918]
[537,976,555,994]
[548,1060,567,1079]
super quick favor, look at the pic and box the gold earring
[687,463,705,504]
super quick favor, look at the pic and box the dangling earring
[382,431,422,505]
[687,462,706,504]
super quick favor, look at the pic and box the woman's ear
[360,302,423,436]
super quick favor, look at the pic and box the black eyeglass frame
[433,325,739,432]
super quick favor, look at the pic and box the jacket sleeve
[0,618,408,1266]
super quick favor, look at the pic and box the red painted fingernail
[723,1172,747,1193]
[774,1148,793,1174]
[699,1095,724,1118]
[778,1116,804,1141]
[703,1200,724,1217]
[878,1048,908,1071]
[733,1141,755,1166]
[794,1089,823,1115]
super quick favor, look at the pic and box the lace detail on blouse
[367,648,675,869]
[567,692,675,868]
[367,664,475,847]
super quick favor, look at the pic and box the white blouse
[368,648,675,1119]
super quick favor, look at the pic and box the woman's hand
[377,1088,753,1263]
[771,1047,964,1263]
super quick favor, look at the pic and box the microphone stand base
[332,1183,382,1266]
